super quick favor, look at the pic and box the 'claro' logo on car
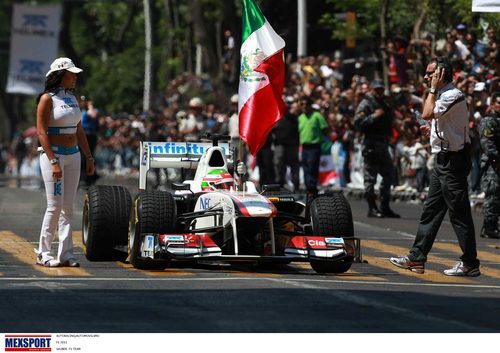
[308,239,325,247]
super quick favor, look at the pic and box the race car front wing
[138,233,362,263]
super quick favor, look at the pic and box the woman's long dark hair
[36,70,67,105]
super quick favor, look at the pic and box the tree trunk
[171,0,183,76]
[143,0,153,112]
[413,0,429,40]
[60,2,80,82]
[379,0,390,90]
[163,0,173,81]
[189,0,218,76]
[222,0,240,90]
[216,20,223,79]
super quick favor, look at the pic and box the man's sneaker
[389,256,425,274]
[443,261,480,277]
[61,259,80,267]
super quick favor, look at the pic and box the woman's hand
[52,163,62,180]
[86,158,95,176]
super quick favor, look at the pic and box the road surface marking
[227,271,281,277]
[0,276,499,289]
[114,261,195,276]
[0,230,91,276]
[362,240,474,283]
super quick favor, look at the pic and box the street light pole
[297,0,307,57]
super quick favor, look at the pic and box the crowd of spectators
[1,23,498,198]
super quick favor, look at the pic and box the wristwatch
[429,87,437,95]
[49,158,58,165]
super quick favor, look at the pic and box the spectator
[179,97,205,142]
[298,96,328,197]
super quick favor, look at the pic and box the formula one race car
[82,134,361,274]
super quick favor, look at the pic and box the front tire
[129,191,177,270]
[309,193,354,274]
[83,185,132,261]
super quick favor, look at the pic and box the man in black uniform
[354,80,400,218]
[390,57,480,276]
[272,101,300,191]
[479,92,500,239]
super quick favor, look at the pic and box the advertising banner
[472,0,500,12]
[6,4,62,95]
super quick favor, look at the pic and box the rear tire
[309,193,354,274]
[83,185,132,261]
[129,191,177,270]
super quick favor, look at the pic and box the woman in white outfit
[35,57,95,267]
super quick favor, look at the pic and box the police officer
[272,101,300,191]
[479,91,500,239]
[354,79,400,218]
[390,57,480,277]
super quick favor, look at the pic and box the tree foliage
[321,0,500,42]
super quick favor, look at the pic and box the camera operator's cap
[371,79,384,89]
[474,82,485,92]
[189,97,203,108]
[230,94,239,104]
[46,57,82,77]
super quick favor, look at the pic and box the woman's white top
[47,89,81,135]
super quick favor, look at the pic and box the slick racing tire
[309,193,354,274]
[83,185,132,261]
[129,191,176,270]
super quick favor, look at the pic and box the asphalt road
[0,180,499,333]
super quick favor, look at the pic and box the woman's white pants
[38,151,80,263]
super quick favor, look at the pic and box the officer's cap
[371,79,384,89]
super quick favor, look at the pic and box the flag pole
[238,137,244,192]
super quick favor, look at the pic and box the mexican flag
[319,141,337,186]
[238,0,286,156]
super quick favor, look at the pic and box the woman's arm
[77,122,95,176]
[37,94,63,180]
[36,94,56,161]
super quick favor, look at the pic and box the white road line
[1,276,500,290]
[265,278,493,332]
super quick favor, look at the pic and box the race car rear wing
[139,141,233,190]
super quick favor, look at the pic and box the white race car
[82,134,361,273]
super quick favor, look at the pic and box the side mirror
[172,182,191,191]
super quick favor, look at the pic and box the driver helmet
[201,169,234,190]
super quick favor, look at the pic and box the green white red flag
[238,0,286,156]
